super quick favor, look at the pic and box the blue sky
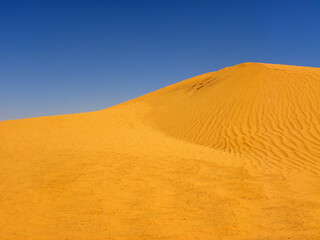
[1,0,320,120]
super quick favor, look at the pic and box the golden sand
[1,63,320,239]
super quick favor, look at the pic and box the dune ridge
[1,63,320,239]
[137,63,320,173]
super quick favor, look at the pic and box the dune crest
[137,62,320,173]
[1,63,320,239]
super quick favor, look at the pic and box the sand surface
[1,62,320,239]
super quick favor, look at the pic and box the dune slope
[1,63,320,239]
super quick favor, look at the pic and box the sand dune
[1,62,320,239]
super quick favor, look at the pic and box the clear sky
[1,0,320,120]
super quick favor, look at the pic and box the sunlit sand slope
[139,63,320,173]
[1,63,320,239]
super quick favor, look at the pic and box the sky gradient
[1,0,320,120]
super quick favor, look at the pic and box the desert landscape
[1,62,320,239]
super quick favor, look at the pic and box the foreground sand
[1,63,320,239]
